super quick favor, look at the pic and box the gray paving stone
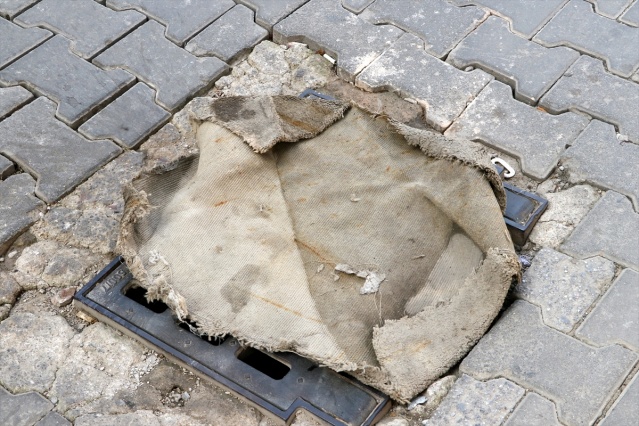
[341,0,374,14]
[185,5,269,64]
[450,0,568,38]
[237,0,310,30]
[15,0,145,59]
[0,35,134,127]
[562,191,639,270]
[540,56,639,144]
[562,120,639,210]
[273,0,403,81]
[94,21,228,112]
[423,375,525,426]
[577,269,639,351]
[461,300,638,426]
[360,0,487,58]
[534,0,639,78]
[106,0,234,45]
[35,412,72,426]
[516,248,615,332]
[0,271,21,304]
[620,0,639,26]
[0,86,32,119]
[0,387,54,426]
[447,16,579,104]
[78,83,170,149]
[0,17,51,68]
[0,174,44,254]
[587,0,633,19]
[505,393,561,426]
[0,154,14,179]
[0,97,122,203]
[600,373,639,425]
[445,80,589,179]
[0,0,38,19]
[356,33,492,131]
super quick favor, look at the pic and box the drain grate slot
[178,319,227,346]
[237,347,290,380]
[123,284,168,314]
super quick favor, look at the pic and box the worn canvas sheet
[119,96,519,401]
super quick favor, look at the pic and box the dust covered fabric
[118,96,519,401]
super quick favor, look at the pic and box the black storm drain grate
[74,257,391,426]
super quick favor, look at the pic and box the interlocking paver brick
[516,248,615,332]
[561,120,639,209]
[450,0,568,38]
[106,0,234,46]
[534,0,639,77]
[0,154,14,179]
[0,36,134,127]
[341,0,374,14]
[0,386,54,426]
[600,373,639,425]
[78,83,170,149]
[0,0,38,19]
[273,0,403,81]
[461,300,638,426]
[15,0,145,59]
[587,0,633,19]
[356,33,492,131]
[540,56,639,144]
[423,375,524,426]
[445,80,589,179]
[505,393,561,426]
[0,18,51,68]
[94,21,228,112]
[577,269,639,351]
[0,85,32,119]
[562,191,639,270]
[36,412,71,426]
[360,0,487,58]
[185,5,269,64]
[447,16,579,104]
[0,97,122,203]
[620,0,639,26]
[0,174,44,254]
[237,0,310,30]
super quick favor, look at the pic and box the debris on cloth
[117,95,520,402]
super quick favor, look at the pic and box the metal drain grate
[74,257,391,426]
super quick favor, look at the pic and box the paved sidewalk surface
[1,1,638,425]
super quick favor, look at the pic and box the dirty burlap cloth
[118,96,520,402]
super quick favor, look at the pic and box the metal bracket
[74,258,390,426]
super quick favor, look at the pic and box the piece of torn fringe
[118,95,519,402]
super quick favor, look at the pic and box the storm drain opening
[236,347,291,380]
[178,319,227,346]
[123,283,168,314]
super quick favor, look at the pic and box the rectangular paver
[106,0,234,46]
[360,0,488,58]
[0,97,122,203]
[0,86,32,119]
[0,387,54,426]
[447,16,579,104]
[0,17,51,68]
[94,21,229,112]
[505,393,561,426]
[356,33,492,131]
[236,0,310,30]
[0,0,38,19]
[540,55,639,145]
[562,191,639,270]
[15,0,145,59]
[620,0,639,26]
[561,120,639,209]
[445,80,589,179]
[78,83,170,149]
[577,269,639,351]
[461,300,638,426]
[185,5,269,64]
[449,0,568,38]
[0,173,45,254]
[534,0,639,77]
[0,35,134,127]
[600,373,639,425]
[273,0,403,81]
